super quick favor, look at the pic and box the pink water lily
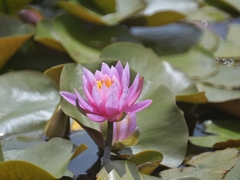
[60,61,152,122]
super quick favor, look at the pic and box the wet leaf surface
[0,15,35,69]
[58,0,145,25]
[3,138,87,179]
[0,0,32,14]
[160,148,239,180]
[189,119,240,148]
[0,70,59,137]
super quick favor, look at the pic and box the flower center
[96,78,114,89]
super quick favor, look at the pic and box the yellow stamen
[96,78,114,90]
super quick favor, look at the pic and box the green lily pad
[0,70,59,137]
[160,148,239,180]
[162,48,219,80]
[186,5,231,22]
[128,150,163,174]
[196,28,220,53]
[35,13,141,63]
[100,42,198,96]
[127,85,188,167]
[0,15,35,69]
[58,0,145,26]
[127,0,200,26]
[214,39,240,59]
[205,0,240,17]
[0,0,32,14]
[97,160,160,180]
[2,138,87,179]
[227,24,240,48]
[223,157,240,180]
[189,120,240,148]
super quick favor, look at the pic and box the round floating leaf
[100,42,198,96]
[58,0,145,26]
[92,0,116,14]
[0,70,59,137]
[3,138,87,179]
[162,48,219,80]
[0,15,35,69]
[196,29,220,53]
[196,64,240,102]
[186,5,231,22]
[35,14,141,63]
[127,0,200,26]
[224,156,240,180]
[0,160,55,180]
[227,24,240,48]
[0,0,32,14]
[128,150,163,174]
[126,85,188,167]
[97,160,160,180]
[160,148,239,179]
[189,120,240,148]
[44,64,64,89]
[214,39,240,59]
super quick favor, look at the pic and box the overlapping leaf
[58,0,145,26]
[160,148,239,180]
[97,160,159,180]
[127,0,201,26]
[0,71,59,137]
[0,0,32,14]
[0,15,35,69]
[1,138,87,179]
[189,120,240,148]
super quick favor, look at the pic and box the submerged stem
[102,121,113,167]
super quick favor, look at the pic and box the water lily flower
[60,61,152,122]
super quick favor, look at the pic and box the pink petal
[108,84,120,100]
[112,75,121,93]
[101,62,110,75]
[109,66,120,80]
[59,91,77,106]
[124,100,152,113]
[128,73,140,103]
[123,63,130,86]
[121,70,129,87]
[74,88,96,113]
[92,85,106,113]
[113,113,136,143]
[105,91,119,116]
[115,61,123,79]
[86,113,107,122]
[83,68,95,89]
[128,77,144,105]
[95,70,104,80]
[99,84,109,102]
[118,86,129,111]
[82,76,94,103]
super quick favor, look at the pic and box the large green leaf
[0,71,59,137]
[127,85,188,167]
[227,24,240,48]
[224,158,240,180]
[2,138,87,179]
[186,5,231,22]
[162,48,219,80]
[97,160,160,180]
[0,15,35,69]
[189,120,240,148]
[100,42,198,96]
[127,0,200,26]
[160,148,239,179]
[0,0,32,14]
[196,63,240,102]
[0,143,3,162]
[35,14,141,63]
[58,0,145,26]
